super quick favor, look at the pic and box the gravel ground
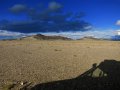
[0,40,120,89]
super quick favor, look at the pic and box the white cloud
[41,29,116,39]
[84,25,92,30]
[48,2,62,10]
[9,4,27,13]
[0,30,24,36]
[116,30,120,35]
[116,20,120,26]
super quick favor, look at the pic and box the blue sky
[0,0,120,39]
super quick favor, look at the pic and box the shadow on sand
[31,59,120,90]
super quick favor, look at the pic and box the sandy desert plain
[0,39,120,89]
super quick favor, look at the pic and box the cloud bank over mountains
[0,29,117,40]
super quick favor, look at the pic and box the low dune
[0,39,120,89]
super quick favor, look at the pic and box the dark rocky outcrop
[33,34,72,40]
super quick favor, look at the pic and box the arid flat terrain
[0,39,120,89]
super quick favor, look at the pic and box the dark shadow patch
[73,55,77,57]
[30,59,120,90]
[54,49,62,51]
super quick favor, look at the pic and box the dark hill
[33,34,72,40]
